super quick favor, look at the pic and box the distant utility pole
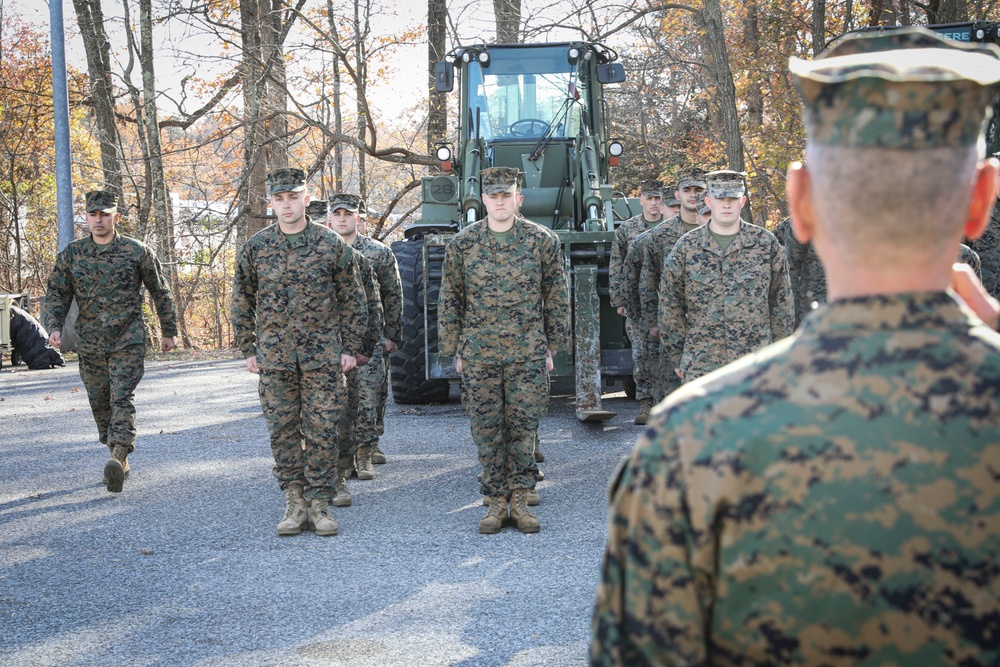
[50,0,75,251]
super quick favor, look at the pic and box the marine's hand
[616,306,627,317]
[382,339,398,353]
[356,354,371,366]
[546,352,554,372]
[650,327,659,337]
[952,262,1000,329]
[455,356,463,374]
[161,337,177,352]
[674,368,685,380]
[246,356,260,374]
[341,354,357,373]
[48,331,62,348]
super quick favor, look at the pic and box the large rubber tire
[389,237,451,404]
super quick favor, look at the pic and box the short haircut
[806,143,979,267]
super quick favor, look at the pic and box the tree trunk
[327,0,344,191]
[493,0,520,43]
[355,0,367,198]
[925,0,969,23]
[696,0,745,173]
[812,0,826,55]
[744,1,762,128]
[72,0,123,196]
[239,0,268,241]
[263,0,288,170]
[427,0,448,152]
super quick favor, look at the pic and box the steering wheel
[508,118,550,138]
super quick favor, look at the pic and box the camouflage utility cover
[638,179,662,197]
[481,166,521,195]
[705,170,747,199]
[330,193,361,213]
[267,168,307,195]
[591,293,1000,666]
[438,217,569,364]
[85,190,118,213]
[232,222,367,370]
[675,166,707,190]
[306,200,328,220]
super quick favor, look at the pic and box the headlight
[436,145,452,162]
[608,141,624,157]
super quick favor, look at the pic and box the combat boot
[102,444,130,485]
[277,484,309,536]
[333,472,353,508]
[479,495,508,534]
[308,498,339,536]
[103,445,130,493]
[509,489,540,533]
[356,446,376,480]
[533,439,545,463]
[482,489,540,507]
[371,445,387,464]
[634,397,654,425]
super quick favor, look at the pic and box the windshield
[466,45,588,141]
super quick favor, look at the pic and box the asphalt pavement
[0,357,643,667]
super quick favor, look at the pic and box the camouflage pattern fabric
[353,234,403,344]
[968,205,1000,299]
[45,233,178,353]
[591,292,1000,666]
[461,359,547,497]
[791,31,1000,150]
[258,366,346,500]
[232,222,367,368]
[659,222,794,383]
[85,190,118,212]
[775,218,983,327]
[705,170,746,199]
[439,217,570,364]
[773,217,828,328]
[610,214,660,309]
[267,167,306,195]
[621,232,659,401]
[338,251,385,472]
[45,233,177,453]
[481,166,521,194]
[638,215,698,398]
[77,345,144,452]
[232,222,367,498]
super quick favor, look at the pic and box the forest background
[1,0,996,349]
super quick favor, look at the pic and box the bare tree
[494,0,521,43]
[428,0,448,152]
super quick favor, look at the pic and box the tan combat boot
[634,397,654,425]
[509,489,540,533]
[479,495,508,534]
[277,484,309,536]
[333,472,353,507]
[371,445,387,464]
[103,445,130,493]
[309,498,339,536]
[102,444,130,485]
[356,446,376,480]
[483,489,540,507]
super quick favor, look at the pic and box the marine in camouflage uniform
[329,193,401,495]
[775,216,981,328]
[232,168,367,537]
[305,199,328,227]
[637,167,707,400]
[592,29,1000,666]
[610,180,664,424]
[659,170,792,383]
[439,166,570,534]
[45,190,178,493]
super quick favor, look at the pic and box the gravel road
[0,357,643,667]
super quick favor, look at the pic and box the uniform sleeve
[639,241,661,333]
[769,243,795,340]
[658,247,687,377]
[140,247,179,338]
[609,226,629,308]
[231,242,259,358]
[361,256,385,354]
[590,419,708,666]
[376,247,404,342]
[437,238,464,357]
[335,245,369,357]
[540,233,571,354]
[621,241,643,321]
[43,250,74,334]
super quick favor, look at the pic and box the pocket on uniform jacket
[733,266,767,299]
[688,271,715,300]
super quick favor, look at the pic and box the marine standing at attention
[438,166,570,535]
[232,167,367,537]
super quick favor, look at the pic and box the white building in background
[169,193,236,266]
